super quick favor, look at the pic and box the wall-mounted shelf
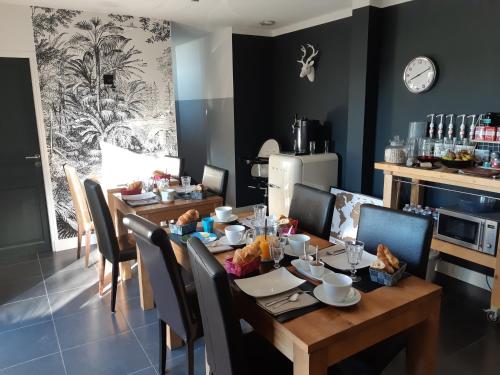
[375,161,500,315]
[473,140,500,144]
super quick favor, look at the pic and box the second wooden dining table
[110,204,442,375]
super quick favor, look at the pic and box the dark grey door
[0,57,51,255]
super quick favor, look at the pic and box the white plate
[234,268,305,298]
[218,235,246,246]
[320,249,377,271]
[121,192,157,201]
[213,214,239,223]
[313,285,361,307]
[291,259,335,281]
[284,244,316,258]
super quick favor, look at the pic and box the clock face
[403,56,437,94]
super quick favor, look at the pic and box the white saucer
[213,214,239,223]
[218,235,246,246]
[313,285,361,307]
[284,244,316,258]
[291,259,335,281]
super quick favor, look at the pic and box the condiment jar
[384,136,406,164]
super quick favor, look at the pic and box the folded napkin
[206,240,233,254]
[256,287,320,316]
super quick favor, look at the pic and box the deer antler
[297,45,307,65]
[305,44,318,64]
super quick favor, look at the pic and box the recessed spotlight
[259,20,276,26]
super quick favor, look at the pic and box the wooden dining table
[109,190,223,309]
[168,212,442,375]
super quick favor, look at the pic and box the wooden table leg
[293,344,327,375]
[383,172,400,209]
[136,245,154,310]
[410,179,424,206]
[406,295,441,375]
[167,325,184,350]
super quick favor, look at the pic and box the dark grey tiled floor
[0,248,205,375]
[0,247,499,374]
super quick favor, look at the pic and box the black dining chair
[357,204,434,278]
[84,179,137,312]
[187,237,292,375]
[202,164,229,204]
[331,204,434,375]
[123,214,201,375]
[288,183,336,239]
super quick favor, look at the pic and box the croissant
[232,241,261,266]
[176,209,200,226]
[127,181,142,190]
[376,244,395,274]
[383,245,400,270]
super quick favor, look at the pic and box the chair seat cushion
[117,234,137,262]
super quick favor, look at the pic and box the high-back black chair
[288,183,336,239]
[84,179,137,312]
[187,237,247,375]
[123,215,201,375]
[357,204,433,278]
[202,164,229,204]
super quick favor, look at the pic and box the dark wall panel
[232,34,274,206]
[271,18,351,187]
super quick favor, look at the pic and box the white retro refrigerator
[268,153,339,217]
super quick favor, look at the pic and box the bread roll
[232,241,261,266]
[176,209,200,226]
[383,246,400,269]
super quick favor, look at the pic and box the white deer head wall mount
[297,44,319,82]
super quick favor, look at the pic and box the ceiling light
[259,20,276,26]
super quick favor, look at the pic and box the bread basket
[224,256,261,277]
[369,262,407,286]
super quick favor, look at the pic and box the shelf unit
[473,140,500,144]
[375,162,500,318]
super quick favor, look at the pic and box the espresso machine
[291,115,319,154]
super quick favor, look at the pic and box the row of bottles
[402,203,438,221]
[428,113,500,142]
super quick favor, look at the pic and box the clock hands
[409,67,431,82]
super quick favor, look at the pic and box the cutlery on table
[265,291,311,307]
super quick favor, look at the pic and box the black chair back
[202,164,229,204]
[123,214,197,341]
[357,204,433,278]
[84,179,119,262]
[187,237,248,375]
[288,183,336,239]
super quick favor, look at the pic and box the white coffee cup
[161,189,176,202]
[225,225,246,245]
[309,260,325,278]
[322,273,353,302]
[288,234,311,256]
[215,206,232,221]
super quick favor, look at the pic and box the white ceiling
[2,0,411,36]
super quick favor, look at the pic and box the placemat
[273,282,324,323]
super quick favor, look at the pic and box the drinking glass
[270,238,284,269]
[245,229,256,245]
[181,176,191,198]
[309,140,316,154]
[253,204,267,226]
[345,240,364,282]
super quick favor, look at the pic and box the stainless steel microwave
[436,208,498,256]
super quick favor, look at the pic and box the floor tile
[119,297,157,329]
[62,331,150,375]
[0,260,42,283]
[54,306,129,349]
[48,285,112,319]
[0,296,52,333]
[0,276,46,305]
[39,249,98,278]
[0,249,38,267]
[1,353,65,375]
[0,321,59,369]
[44,266,98,295]
[128,367,156,375]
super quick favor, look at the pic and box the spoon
[272,291,312,309]
[265,291,311,307]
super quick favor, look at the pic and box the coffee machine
[292,115,320,154]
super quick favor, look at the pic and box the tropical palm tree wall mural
[32,7,178,240]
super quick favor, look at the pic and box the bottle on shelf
[427,114,436,139]
[446,114,455,139]
[436,114,445,140]
[467,114,477,140]
[457,114,466,141]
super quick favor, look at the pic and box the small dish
[191,232,218,244]
[320,249,377,271]
[284,244,316,258]
[218,235,246,246]
[291,259,335,281]
[213,214,239,223]
[313,285,361,307]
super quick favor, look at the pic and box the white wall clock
[403,56,437,94]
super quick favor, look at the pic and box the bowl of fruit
[441,149,474,169]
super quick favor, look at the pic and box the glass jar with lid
[384,136,407,164]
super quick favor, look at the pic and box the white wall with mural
[31,7,178,240]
